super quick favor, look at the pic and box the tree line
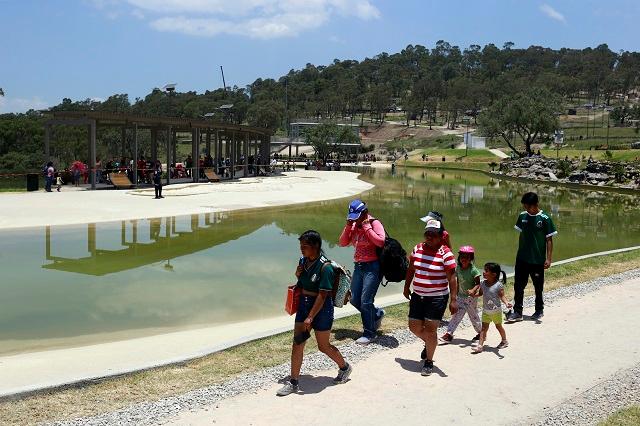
[1,40,640,169]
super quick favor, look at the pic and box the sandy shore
[0,171,373,230]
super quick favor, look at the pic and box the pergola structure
[43,111,273,190]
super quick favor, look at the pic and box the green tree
[478,87,560,156]
[303,123,360,162]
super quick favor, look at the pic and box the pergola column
[231,131,236,179]
[121,127,127,158]
[89,119,96,190]
[151,128,158,164]
[191,128,199,183]
[166,126,172,185]
[133,124,138,187]
[243,132,249,177]
[172,130,177,166]
[206,131,211,158]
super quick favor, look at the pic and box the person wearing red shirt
[339,199,386,345]
[404,219,459,376]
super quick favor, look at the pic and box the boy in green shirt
[508,192,557,322]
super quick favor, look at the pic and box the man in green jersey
[508,192,557,322]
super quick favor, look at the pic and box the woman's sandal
[471,345,484,354]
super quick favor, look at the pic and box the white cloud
[540,3,566,23]
[0,96,50,113]
[94,0,380,39]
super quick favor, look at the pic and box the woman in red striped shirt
[403,219,459,376]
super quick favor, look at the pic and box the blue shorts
[295,294,334,332]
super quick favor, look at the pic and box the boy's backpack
[321,257,352,308]
[371,219,409,285]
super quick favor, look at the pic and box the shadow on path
[395,357,448,377]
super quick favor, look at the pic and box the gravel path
[525,362,640,426]
[47,268,640,426]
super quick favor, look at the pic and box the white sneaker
[355,336,375,345]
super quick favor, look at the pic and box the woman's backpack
[371,219,409,285]
[322,259,352,308]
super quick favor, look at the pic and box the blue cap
[347,199,367,220]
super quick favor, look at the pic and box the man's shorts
[408,293,448,322]
[482,310,503,324]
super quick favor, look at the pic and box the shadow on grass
[394,357,448,377]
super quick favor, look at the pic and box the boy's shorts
[482,310,503,324]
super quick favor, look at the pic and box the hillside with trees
[1,41,639,170]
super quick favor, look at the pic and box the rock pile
[496,157,640,189]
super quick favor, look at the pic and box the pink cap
[458,245,475,254]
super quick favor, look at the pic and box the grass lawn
[3,249,640,426]
[540,149,640,162]
[599,406,640,426]
[383,135,461,152]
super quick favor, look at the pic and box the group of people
[278,191,557,395]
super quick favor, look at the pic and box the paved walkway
[0,171,372,230]
[169,277,640,426]
[489,148,509,159]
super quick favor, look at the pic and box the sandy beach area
[0,171,373,230]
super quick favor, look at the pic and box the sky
[1,0,639,113]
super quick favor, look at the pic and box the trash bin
[26,173,39,192]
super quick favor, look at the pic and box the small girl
[440,245,482,343]
[56,174,63,192]
[470,262,512,354]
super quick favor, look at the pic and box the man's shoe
[439,332,453,344]
[276,381,299,396]
[531,311,544,320]
[421,360,433,376]
[334,363,352,384]
[355,336,375,345]
[374,309,386,331]
[506,311,523,323]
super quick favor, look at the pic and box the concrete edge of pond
[1,245,639,402]
[403,164,640,195]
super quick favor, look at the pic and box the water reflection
[0,167,639,355]
[43,213,261,276]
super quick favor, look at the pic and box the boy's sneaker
[439,332,453,344]
[421,360,434,376]
[355,336,375,345]
[276,381,299,396]
[497,340,509,349]
[506,311,523,322]
[420,345,427,360]
[374,309,386,331]
[334,363,352,384]
[471,334,480,341]
[531,311,544,320]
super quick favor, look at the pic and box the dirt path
[168,277,640,426]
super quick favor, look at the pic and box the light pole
[606,110,610,148]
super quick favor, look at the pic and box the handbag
[285,284,301,315]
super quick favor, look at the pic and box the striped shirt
[410,243,456,297]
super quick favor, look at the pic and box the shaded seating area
[43,111,273,190]
[110,173,134,189]
[204,168,220,182]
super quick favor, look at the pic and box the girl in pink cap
[439,245,482,343]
